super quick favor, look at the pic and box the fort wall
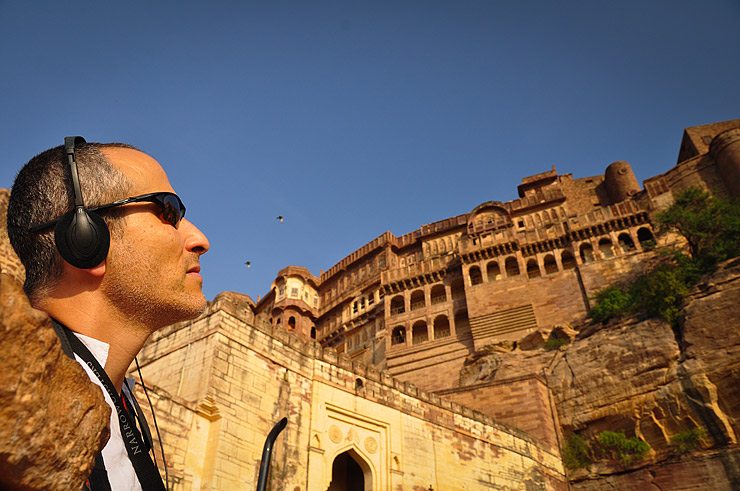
[133,300,566,490]
[437,376,562,454]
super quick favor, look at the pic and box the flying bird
[245,261,251,268]
[276,215,284,223]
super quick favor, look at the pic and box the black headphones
[54,136,111,269]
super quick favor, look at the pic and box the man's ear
[60,257,106,279]
[85,259,106,278]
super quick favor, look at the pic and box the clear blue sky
[1,1,739,301]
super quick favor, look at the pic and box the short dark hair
[7,142,136,302]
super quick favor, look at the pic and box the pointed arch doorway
[327,449,373,491]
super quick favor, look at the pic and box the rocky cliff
[0,274,110,490]
[459,258,740,490]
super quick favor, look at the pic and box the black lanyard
[60,324,166,491]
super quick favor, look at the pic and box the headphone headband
[64,136,87,208]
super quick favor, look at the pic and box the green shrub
[562,433,591,470]
[670,427,706,454]
[628,259,692,325]
[596,431,650,466]
[544,337,570,351]
[589,253,700,326]
[589,285,634,323]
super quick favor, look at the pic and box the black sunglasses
[30,192,187,232]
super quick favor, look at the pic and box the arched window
[390,295,405,315]
[561,250,576,270]
[288,316,296,329]
[391,326,406,345]
[410,290,425,310]
[310,327,316,339]
[412,321,428,345]
[486,261,501,281]
[430,284,446,304]
[433,315,451,339]
[580,243,594,263]
[599,238,614,258]
[637,227,655,249]
[469,266,483,285]
[543,254,558,274]
[618,233,636,252]
[527,259,541,278]
[505,256,520,277]
[543,210,552,224]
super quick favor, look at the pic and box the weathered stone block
[0,274,109,490]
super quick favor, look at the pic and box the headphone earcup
[54,208,110,269]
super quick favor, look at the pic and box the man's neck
[39,295,152,391]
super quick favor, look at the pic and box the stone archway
[327,449,372,491]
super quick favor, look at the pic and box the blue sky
[1,1,739,301]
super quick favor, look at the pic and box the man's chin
[160,295,209,327]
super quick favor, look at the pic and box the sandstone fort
[1,119,738,490]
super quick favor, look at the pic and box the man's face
[100,147,210,328]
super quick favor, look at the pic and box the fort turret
[604,160,640,203]
[710,128,740,197]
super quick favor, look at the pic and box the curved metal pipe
[256,417,288,491]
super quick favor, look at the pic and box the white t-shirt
[72,333,144,491]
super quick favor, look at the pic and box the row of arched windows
[390,315,451,346]
[389,285,447,316]
[469,227,655,284]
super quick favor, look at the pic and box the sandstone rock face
[549,316,681,436]
[0,189,25,284]
[459,259,740,489]
[0,274,110,491]
[681,258,740,445]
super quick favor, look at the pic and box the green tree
[656,188,740,270]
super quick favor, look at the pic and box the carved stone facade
[254,120,740,393]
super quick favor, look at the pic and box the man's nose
[181,218,210,255]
